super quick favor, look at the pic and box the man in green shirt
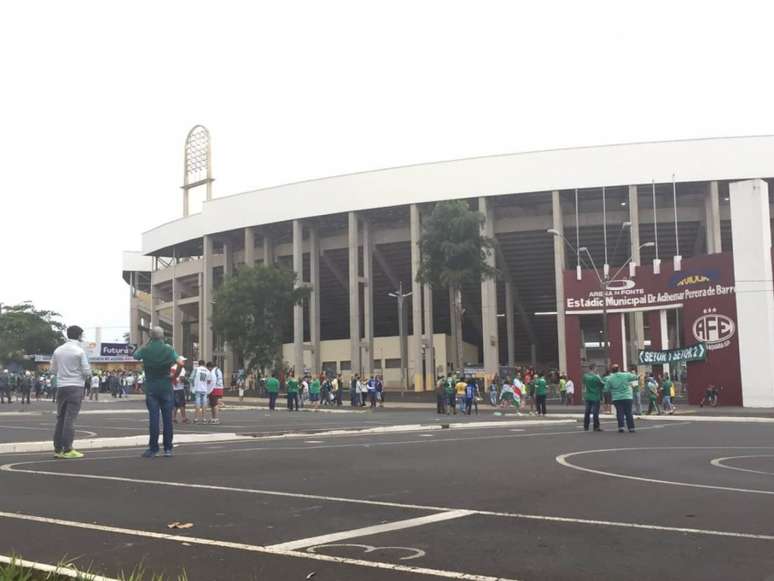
[309,376,321,411]
[444,374,456,415]
[133,327,184,457]
[534,372,548,416]
[603,364,639,433]
[265,372,280,411]
[286,371,299,411]
[582,363,604,432]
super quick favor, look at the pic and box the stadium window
[340,360,351,371]
[384,358,401,369]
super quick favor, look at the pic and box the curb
[0,554,117,581]
[0,419,575,455]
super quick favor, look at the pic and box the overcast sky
[1,1,772,343]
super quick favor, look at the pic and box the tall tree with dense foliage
[416,200,497,370]
[211,265,310,373]
[0,303,65,367]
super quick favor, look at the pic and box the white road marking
[0,511,514,581]
[304,440,324,444]
[0,425,97,438]
[0,553,117,581]
[7,438,774,543]
[557,446,774,495]
[711,454,774,477]
[307,543,426,561]
[268,510,474,550]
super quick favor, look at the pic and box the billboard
[563,252,742,406]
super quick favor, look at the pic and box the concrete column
[423,279,434,389]
[150,283,159,327]
[410,204,424,390]
[201,235,214,362]
[309,223,321,375]
[362,219,374,378]
[244,227,256,266]
[551,190,567,373]
[129,297,141,346]
[479,196,499,380]
[628,185,645,366]
[705,181,722,254]
[730,179,774,406]
[222,242,235,380]
[171,274,183,355]
[292,220,305,376]
[505,281,516,367]
[659,309,670,377]
[348,212,361,379]
[263,235,274,266]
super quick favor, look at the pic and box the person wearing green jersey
[604,364,639,433]
[534,372,548,416]
[309,376,321,411]
[265,372,280,411]
[582,363,604,431]
[286,371,299,411]
[444,374,457,415]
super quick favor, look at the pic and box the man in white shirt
[206,361,223,424]
[89,373,100,401]
[50,326,91,459]
[565,378,575,405]
[191,359,212,424]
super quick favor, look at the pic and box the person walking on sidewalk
[604,364,639,433]
[50,325,91,459]
[582,364,604,432]
[133,327,184,457]
[207,362,224,424]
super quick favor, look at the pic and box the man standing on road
[564,376,575,406]
[604,364,639,433]
[0,370,12,404]
[172,359,189,424]
[207,361,224,424]
[534,372,548,416]
[133,327,184,457]
[265,371,279,411]
[50,325,91,459]
[191,360,211,423]
[89,373,100,401]
[582,364,604,432]
[287,371,300,411]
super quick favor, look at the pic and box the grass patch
[0,556,187,581]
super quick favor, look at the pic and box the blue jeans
[583,400,600,430]
[146,390,174,452]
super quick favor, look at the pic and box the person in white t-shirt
[191,359,212,424]
[564,378,575,405]
[172,359,188,424]
[89,374,100,401]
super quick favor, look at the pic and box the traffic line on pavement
[557,446,774,495]
[0,553,117,581]
[0,511,516,581]
[7,438,774,543]
[268,510,475,551]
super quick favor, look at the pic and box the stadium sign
[638,342,707,365]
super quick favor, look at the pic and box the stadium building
[123,131,774,406]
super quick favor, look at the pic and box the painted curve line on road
[557,446,774,495]
[0,511,514,581]
[711,454,774,477]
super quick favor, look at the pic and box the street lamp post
[387,282,412,390]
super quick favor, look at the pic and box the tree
[211,264,310,373]
[0,302,65,368]
[416,200,497,371]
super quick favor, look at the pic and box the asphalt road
[1,410,774,580]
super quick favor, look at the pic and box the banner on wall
[638,342,707,365]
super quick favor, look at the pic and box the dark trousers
[268,392,277,410]
[368,391,377,407]
[335,390,342,406]
[614,399,635,431]
[53,385,83,453]
[535,394,547,415]
[287,393,298,411]
[146,390,174,452]
[1,388,11,403]
[21,388,31,404]
[583,400,600,430]
[448,393,456,414]
[436,393,446,414]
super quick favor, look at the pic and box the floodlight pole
[389,282,412,390]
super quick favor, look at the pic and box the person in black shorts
[171,360,189,423]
